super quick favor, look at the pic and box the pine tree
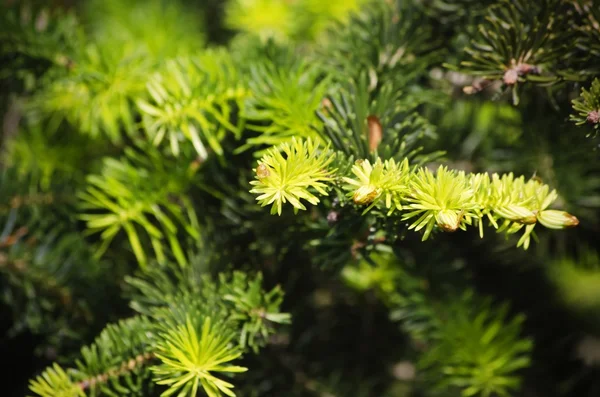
[2,0,600,396]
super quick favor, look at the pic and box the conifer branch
[237,61,330,153]
[343,252,533,397]
[77,147,201,268]
[137,53,246,159]
[250,139,579,249]
[571,78,600,137]
[449,0,570,104]
[250,138,335,216]
[76,352,155,391]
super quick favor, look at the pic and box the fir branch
[0,228,114,353]
[450,0,569,104]
[316,76,439,162]
[126,263,291,353]
[418,291,532,397]
[83,0,206,60]
[563,0,600,78]
[29,316,156,397]
[28,42,150,143]
[343,252,533,397]
[317,0,440,93]
[571,78,600,137]
[152,316,247,397]
[250,139,579,249]
[76,352,155,391]
[137,53,245,159]
[0,1,81,81]
[224,0,366,42]
[342,157,411,214]
[29,363,85,397]
[3,120,100,191]
[218,272,291,352]
[237,61,330,153]
[249,138,335,215]
[77,147,201,268]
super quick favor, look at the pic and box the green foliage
[546,247,600,313]
[3,0,600,396]
[28,42,150,143]
[153,316,247,397]
[0,1,81,87]
[137,53,246,158]
[251,139,579,249]
[29,316,155,397]
[250,138,335,215]
[318,0,439,92]
[238,61,330,151]
[225,0,295,42]
[342,157,411,214]
[29,268,289,397]
[29,363,85,397]
[219,272,291,351]
[565,0,600,77]
[3,120,99,190]
[342,252,533,397]
[413,0,494,23]
[127,265,291,353]
[0,230,109,352]
[402,165,480,240]
[73,316,156,396]
[19,0,210,145]
[224,0,367,42]
[419,292,532,397]
[451,0,567,104]
[84,0,206,59]
[77,147,201,268]
[571,78,600,136]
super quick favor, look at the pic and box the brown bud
[321,98,333,114]
[367,115,383,152]
[435,210,460,232]
[256,164,270,179]
[537,210,579,229]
